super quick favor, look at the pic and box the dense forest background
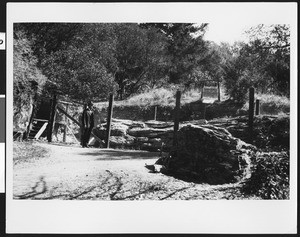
[13,23,290,114]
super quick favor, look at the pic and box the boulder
[144,120,173,129]
[93,122,129,139]
[109,135,135,147]
[127,127,169,138]
[156,124,256,184]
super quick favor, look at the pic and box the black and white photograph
[5,2,297,234]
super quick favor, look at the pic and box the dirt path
[13,142,258,200]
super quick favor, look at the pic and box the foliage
[222,24,290,101]
[20,23,172,101]
[15,23,290,105]
[21,23,83,60]
[13,26,46,117]
[242,151,289,199]
[242,93,290,115]
[141,23,209,86]
[114,24,169,99]
[41,42,117,102]
[13,141,50,165]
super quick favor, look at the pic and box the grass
[95,87,203,109]
[94,86,228,110]
[92,87,289,120]
[242,93,290,115]
[13,141,50,165]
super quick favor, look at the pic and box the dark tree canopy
[141,23,209,85]
[13,22,290,106]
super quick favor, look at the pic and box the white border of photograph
[0,143,4,192]
[6,2,297,234]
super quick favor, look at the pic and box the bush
[258,93,290,115]
[242,93,290,115]
[242,151,289,199]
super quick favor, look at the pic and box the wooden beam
[248,87,255,131]
[35,122,48,139]
[57,100,84,106]
[217,80,221,101]
[255,99,260,116]
[63,104,69,142]
[173,90,181,147]
[105,94,114,148]
[47,94,57,142]
[57,106,81,127]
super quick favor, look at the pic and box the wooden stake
[173,90,181,147]
[248,87,255,131]
[217,80,221,101]
[202,103,206,120]
[47,94,57,142]
[255,99,260,116]
[105,93,114,148]
[154,106,157,121]
[63,104,69,142]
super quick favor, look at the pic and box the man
[81,101,94,148]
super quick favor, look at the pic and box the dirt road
[13,142,258,200]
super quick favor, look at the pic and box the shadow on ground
[14,170,194,200]
[79,149,160,160]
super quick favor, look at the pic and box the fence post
[173,90,181,148]
[47,93,57,142]
[202,103,206,120]
[63,104,69,142]
[248,87,255,131]
[217,80,221,101]
[105,93,114,148]
[255,99,260,116]
[154,106,157,121]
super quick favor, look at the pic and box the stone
[93,122,129,139]
[157,124,256,184]
[144,120,173,129]
[127,127,168,137]
[109,136,128,147]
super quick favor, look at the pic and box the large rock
[109,135,135,147]
[156,124,256,184]
[93,122,129,139]
[127,127,171,138]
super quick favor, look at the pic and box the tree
[245,24,290,96]
[141,23,209,86]
[222,24,290,102]
[114,23,169,99]
[41,33,118,101]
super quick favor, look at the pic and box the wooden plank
[255,99,260,115]
[248,87,255,130]
[105,94,114,148]
[47,94,57,142]
[56,106,81,127]
[63,104,69,142]
[57,100,84,106]
[173,90,181,147]
[217,80,221,101]
[33,118,49,122]
[34,122,48,139]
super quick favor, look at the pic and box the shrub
[121,87,203,108]
[242,151,289,199]
[258,93,290,115]
[242,93,290,115]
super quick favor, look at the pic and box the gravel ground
[13,141,259,200]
